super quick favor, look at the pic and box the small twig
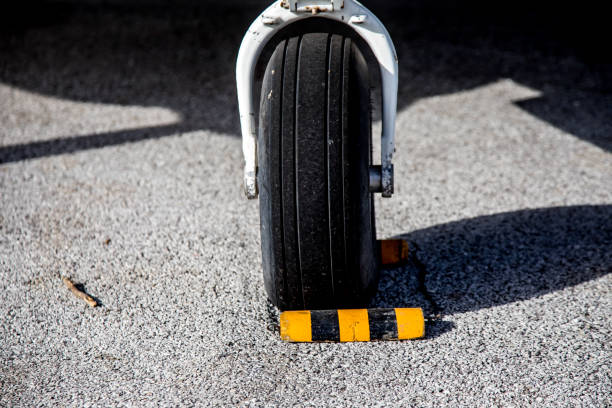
[62,277,97,307]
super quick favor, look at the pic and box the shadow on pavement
[0,124,187,163]
[0,0,610,164]
[0,2,255,163]
[373,1,612,152]
[374,205,611,318]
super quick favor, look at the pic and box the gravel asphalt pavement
[1,2,610,406]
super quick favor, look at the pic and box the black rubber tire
[258,32,378,310]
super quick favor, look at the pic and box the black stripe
[310,310,340,342]
[367,308,398,341]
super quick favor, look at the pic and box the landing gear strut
[237,0,399,310]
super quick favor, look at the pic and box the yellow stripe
[394,308,425,340]
[337,309,370,342]
[280,311,312,342]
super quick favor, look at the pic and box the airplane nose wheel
[258,32,379,310]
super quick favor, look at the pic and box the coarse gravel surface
[1,2,611,407]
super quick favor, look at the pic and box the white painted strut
[236,0,398,198]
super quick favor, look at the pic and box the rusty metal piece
[305,6,324,14]
[382,163,394,197]
[380,239,410,266]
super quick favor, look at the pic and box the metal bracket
[284,0,344,13]
[237,0,398,199]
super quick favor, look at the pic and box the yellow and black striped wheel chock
[280,308,424,342]
[279,239,421,342]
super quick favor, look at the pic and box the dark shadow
[0,2,256,162]
[0,0,610,161]
[0,123,187,164]
[423,320,455,340]
[369,0,612,151]
[515,94,612,152]
[73,282,103,307]
[373,205,611,316]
